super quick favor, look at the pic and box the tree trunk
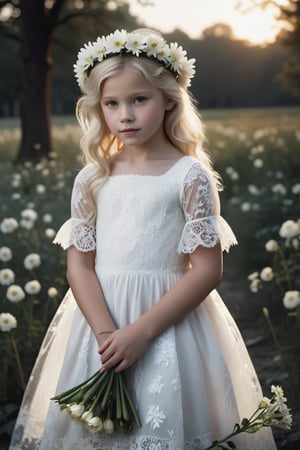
[17,0,52,161]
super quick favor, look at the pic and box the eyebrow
[101,91,151,100]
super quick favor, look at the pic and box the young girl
[10,29,276,450]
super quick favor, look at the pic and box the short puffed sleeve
[53,164,96,252]
[178,162,237,253]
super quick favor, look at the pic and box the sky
[128,0,288,45]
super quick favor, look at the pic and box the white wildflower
[279,220,300,239]
[272,183,287,195]
[6,285,25,303]
[292,183,300,194]
[43,214,53,223]
[0,268,15,285]
[241,202,251,212]
[48,287,58,298]
[253,158,264,168]
[248,271,259,281]
[21,208,38,222]
[248,184,260,195]
[283,291,300,310]
[250,278,261,293]
[260,267,274,282]
[0,312,17,332]
[0,246,13,262]
[24,253,41,270]
[0,217,18,233]
[45,228,56,239]
[265,240,279,252]
[11,179,21,188]
[24,280,41,295]
[12,193,21,201]
[36,184,46,194]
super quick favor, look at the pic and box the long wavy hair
[76,53,221,224]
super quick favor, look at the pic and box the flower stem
[263,307,283,360]
[10,333,26,391]
[277,246,292,290]
[120,373,141,427]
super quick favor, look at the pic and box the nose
[120,104,134,123]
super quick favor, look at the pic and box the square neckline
[108,155,192,179]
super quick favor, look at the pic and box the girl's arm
[100,243,222,372]
[67,246,116,347]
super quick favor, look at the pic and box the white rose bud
[69,403,85,418]
[103,418,114,434]
[87,416,103,432]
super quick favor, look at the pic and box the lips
[120,128,139,133]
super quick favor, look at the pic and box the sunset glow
[129,0,288,45]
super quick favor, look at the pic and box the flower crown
[74,29,196,89]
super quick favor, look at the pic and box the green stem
[52,370,99,401]
[89,371,111,412]
[10,333,26,391]
[277,246,292,290]
[100,369,114,409]
[120,373,141,427]
[119,372,129,421]
[263,308,283,360]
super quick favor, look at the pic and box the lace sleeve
[178,162,237,253]
[53,164,96,252]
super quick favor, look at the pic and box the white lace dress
[9,156,276,450]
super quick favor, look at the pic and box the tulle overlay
[10,156,276,449]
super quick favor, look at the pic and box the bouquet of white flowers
[52,368,141,434]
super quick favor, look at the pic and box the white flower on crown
[145,35,165,57]
[126,33,147,56]
[93,36,106,60]
[105,29,127,53]
[168,43,187,72]
[74,29,196,89]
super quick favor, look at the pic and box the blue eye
[105,100,118,107]
[134,96,146,104]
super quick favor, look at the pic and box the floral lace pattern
[178,216,237,253]
[178,162,237,253]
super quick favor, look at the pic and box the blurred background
[0,1,299,448]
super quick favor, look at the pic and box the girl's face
[100,63,173,150]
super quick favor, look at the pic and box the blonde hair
[76,52,221,224]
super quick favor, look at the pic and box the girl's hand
[98,322,150,372]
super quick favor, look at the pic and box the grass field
[0,106,299,446]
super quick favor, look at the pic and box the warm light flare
[129,0,289,45]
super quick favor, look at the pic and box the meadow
[0,107,299,447]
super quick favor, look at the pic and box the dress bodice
[96,170,189,274]
[53,155,237,266]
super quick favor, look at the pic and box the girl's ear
[165,99,176,111]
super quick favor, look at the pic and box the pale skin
[67,63,223,373]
